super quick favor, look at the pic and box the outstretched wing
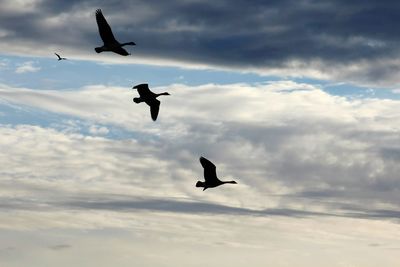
[200,157,218,182]
[55,53,61,59]
[133,84,152,97]
[149,99,160,121]
[95,9,117,44]
[113,46,130,56]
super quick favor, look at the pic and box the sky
[1,0,400,266]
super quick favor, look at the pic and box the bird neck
[156,92,169,97]
[121,42,136,46]
[223,181,237,184]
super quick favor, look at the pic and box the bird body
[95,9,136,56]
[132,83,170,121]
[55,53,66,60]
[196,157,237,191]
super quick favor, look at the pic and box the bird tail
[196,181,205,188]
[133,97,142,103]
[95,47,103,53]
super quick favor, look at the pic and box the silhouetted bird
[94,9,136,56]
[132,83,170,121]
[55,53,67,60]
[196,156,237,191]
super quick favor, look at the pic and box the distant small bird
[95,9,136,56]
[196,157,237,191]
[55,53,67,61]
[132,83,170,121]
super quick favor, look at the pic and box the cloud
[1,80,400,266]
[1,1,400,86]
[88,124,109,135]
[0,59,9,70]
[15,61,41,74]
[48,244,71,251]
[1,81,400,218]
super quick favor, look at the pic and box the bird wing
[133,84,152,97]
[149,99,160,121]
[112,46,130,56]
[55,53,61,59]
[95,9,117,44]
[200,157,218,182]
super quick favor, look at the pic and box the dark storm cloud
[2,0,400,85]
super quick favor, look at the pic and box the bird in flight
[94,9,136,56]
[196,157,237,191]
[55,53,67,61]
[132,83,170,121]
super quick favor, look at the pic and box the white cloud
[1,81,400,266]
[1,81,400,211]
[0,59,10,70]
[15,61,41,74]
[88,124,109,135]
[261,80,319,92]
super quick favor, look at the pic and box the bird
[132,83,170,121]
[55,53,67,61]
[196,156,237,191]
[94,9,136,56]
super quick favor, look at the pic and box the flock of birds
[55,9,237,191]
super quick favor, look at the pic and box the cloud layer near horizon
[2,0,400,86]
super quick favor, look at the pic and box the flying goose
[132,83,170,121]
[55,53,67,60]
[196,156,237,191]
[94,9,136,56]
